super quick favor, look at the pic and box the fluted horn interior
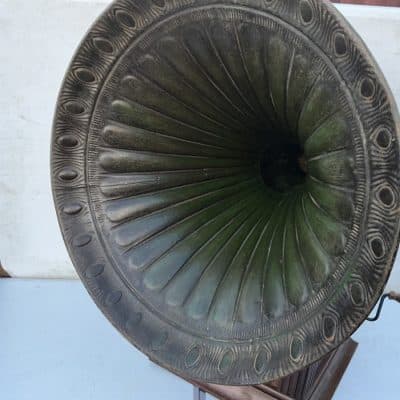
[97,18,355,326]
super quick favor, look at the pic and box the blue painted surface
[0,279,194,400]
[0,279,399,399]
[334,299,400,399]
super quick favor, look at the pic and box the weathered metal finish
[191,339,358,400]
[51,0,400,385]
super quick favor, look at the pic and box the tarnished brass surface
[51,0,400,384]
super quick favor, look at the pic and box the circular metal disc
[52,0,400,384]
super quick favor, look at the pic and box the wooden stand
[191,339,358,400]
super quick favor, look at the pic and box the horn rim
[51,0,400,384]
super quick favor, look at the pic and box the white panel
[0,0,109,278]
[0,1,400,285]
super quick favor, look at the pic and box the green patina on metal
[52,0,400,385]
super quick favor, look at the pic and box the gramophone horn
[52,0,400,385]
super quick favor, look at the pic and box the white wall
[0,0,108,278]
[1,1,400,285]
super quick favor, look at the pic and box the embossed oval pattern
[185,345,202,368]
[115,10,136,28]
[375,129,392,150]
[72,234,92,248]
[254,348,270,375]
[334,33,347,56]
[218,349,235,375]
[290,337,304,362]
[59,168,78,181]
[360,78,375,98]
[105,290,123,306]
[323,315,336,341]
[151,331,168,351]
[126,312,143,331]
[152,0,165,8]
[350,281,365,306]
[76,68,96,83]
[64,100,85,115]
[370,237,385,259]
[85,263,105,278]
[57,135,79,148]
[93,37,114,54]
[378,186,395,207]
[300,1,313,24]
[62,203,82,215]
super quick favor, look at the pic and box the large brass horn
[51,0,400,385]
